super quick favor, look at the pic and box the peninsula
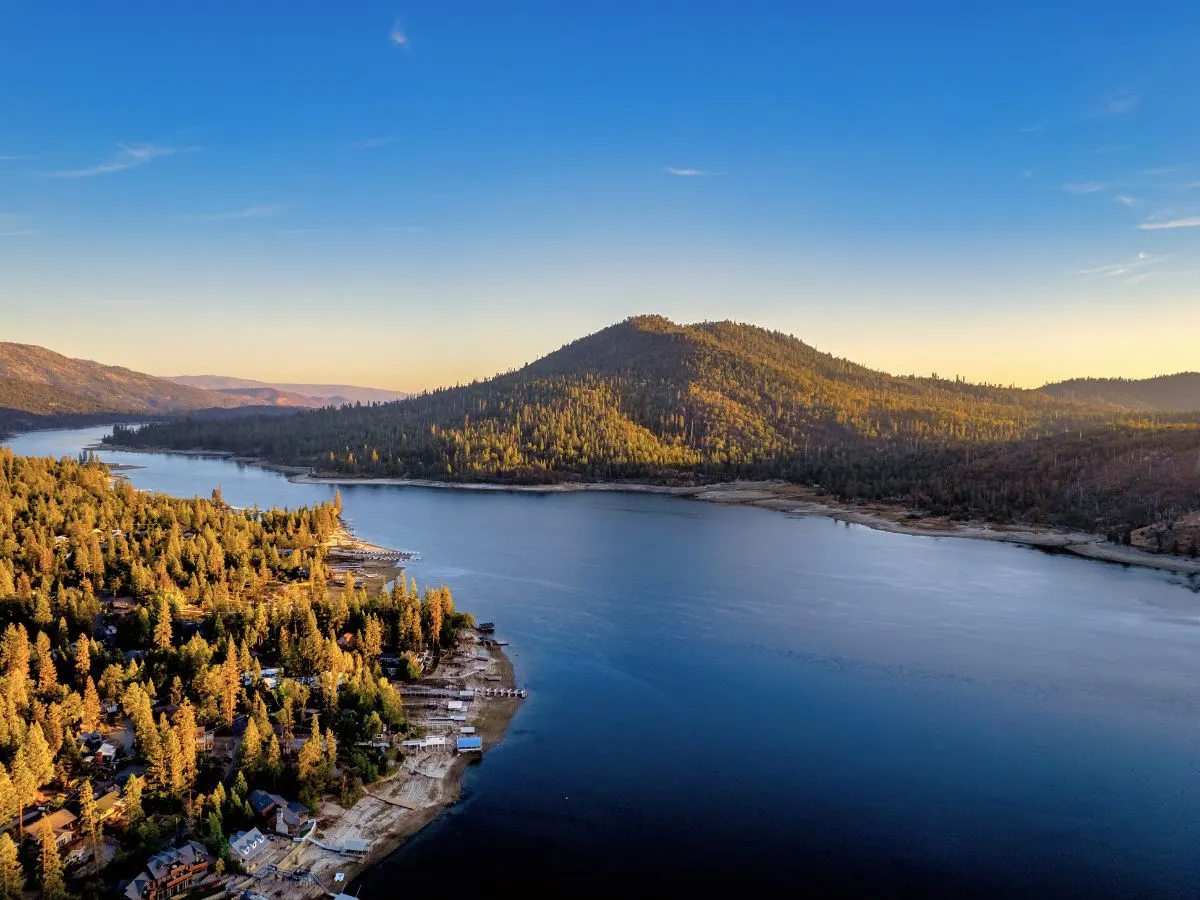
[0,448,520,900]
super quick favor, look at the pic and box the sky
[1,1,1198,390]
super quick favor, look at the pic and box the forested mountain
[171,376,409,406]
[212,387,331,408]
[108,316,1200,537]
[0,343,258,414]
[1041,374,1200,412]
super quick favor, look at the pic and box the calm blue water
[9,427,1200,895]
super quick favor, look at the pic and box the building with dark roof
[123,841,212,900]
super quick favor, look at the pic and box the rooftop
[230,828,269,860]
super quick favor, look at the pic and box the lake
[7,426,1200,896]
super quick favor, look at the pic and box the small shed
[341,837,369,859]
[456,736,483,754]
[447,700,464,712]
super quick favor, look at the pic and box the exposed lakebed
[8,426,1200,896]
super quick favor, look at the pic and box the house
[273,801,310,836]
[124,841,212,900]
[194,726,215,753]
[97,743,118,765]
[248,790,309,835]
[247,790,281,819]
[229,828,269,871]
[94,788,125,823]
[28,809,78,848]
[241,667,280,690]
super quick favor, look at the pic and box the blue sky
[2,1,1198,389]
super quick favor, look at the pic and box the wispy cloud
[1075,251,1162,278]
[346,136,400,150]
[1018,169,1035,180]
[1062,181,1110,194]
[665,167,715,177]
[184,204,285,221]
[1138,216,1200,230]
[389,20,409,47]
[1093,88,1140,118]
[1139,166,1178,176]
[43,142,194,179]
[1018,124,1043,134]
[1114,194,1136,206]
[380,225,428,233]
[0,214,38,236]
[0,154,33,162]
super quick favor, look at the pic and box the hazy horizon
[3,2,1198,389]
[6,315,1198,396]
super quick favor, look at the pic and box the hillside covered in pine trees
[107,316,1200,537]
[1041,373,1200,412]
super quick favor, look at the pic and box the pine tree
[77,780,100,871]
[73,637,90,688]
[10,753,34,840]
[26,724,55,787]
[153,595,173,651]
[33,633,55,697]
[0,833,21,900]
[81,678,101,734]
[165,727,184,798]
[37,825,64,900]
[2,625,31,711]
[265,734,281,776]
[32,593,52,629]
[0,766,16,837]
[220,639,240,726]
[240,718,262,771]
[123,775,143,825]
[146,716,167,791]
[324,727,337,767]
[296,734,324,787]
[177,699,198,789]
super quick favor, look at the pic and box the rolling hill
[1041,374,1200,412]
[106,315,1200,536]
[0,342,259,413]
[170,375,409,406]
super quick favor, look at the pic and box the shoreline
[249,638,521,900]
[96,442,1200,577]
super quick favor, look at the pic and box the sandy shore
[245,638,520,900]
[96,443,1200,576]
[293,474,1200,576]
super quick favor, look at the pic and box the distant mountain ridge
[0,342,259,414]
[1041,374,1200,412]
[170,375,409,406]
[107,315,1200,538]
